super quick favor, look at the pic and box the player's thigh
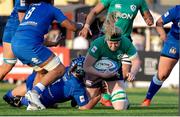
[158,39,179,80]
[158,56,178,80]
[2,42,15,58]
[12,83,27,96]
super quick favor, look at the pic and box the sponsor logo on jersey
[115,4,121,9]
[130,5,136,12]
[20,0,26,6]
[31,58,41,64]
[79,95,85,103]
[20,21,37,26]
[169,47,176,54]
[164,11,169,17]
[178,21,180,28]
[116,12,133,20]
[91,46,98,53]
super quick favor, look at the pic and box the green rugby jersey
[100,0,148,37]
[88,36,137,67]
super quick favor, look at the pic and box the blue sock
[33,83,45,95]
[146,74,163,100]
[20,97,28,106]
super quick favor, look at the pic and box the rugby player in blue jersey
[0,0,28,80]
[141,5,180,106]
[11,0,84,109]
[3,56,100,110]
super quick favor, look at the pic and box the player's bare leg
[141,56,178,107]
[0,42,16,80]
[107,80,129,110]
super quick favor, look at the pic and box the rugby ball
[93,59,119,72]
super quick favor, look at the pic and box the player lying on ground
[3,56,100,110]
[141,5,180,107]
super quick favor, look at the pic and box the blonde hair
[103,12,122,41]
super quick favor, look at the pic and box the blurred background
[0,0,179,88]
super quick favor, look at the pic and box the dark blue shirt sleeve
[53,7,67,24]
[162,6,176,25]
[72,85,89,106]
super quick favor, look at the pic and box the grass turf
[0,82,178,116]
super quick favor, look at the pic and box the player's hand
[159,34,167,41]
[126,72,136,82]
[79,26,92,39]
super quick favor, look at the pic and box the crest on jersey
[115,4,122,9]
[79,96,85,103]
[169,47,176,54]
[117,54,123,60]
[130,5,136,12]
[91,46,98,53]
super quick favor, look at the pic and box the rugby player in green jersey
[83,26,141,110]
[79,0,154,106]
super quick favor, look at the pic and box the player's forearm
[156,17,167,40]
[156,26,166,39]
[83,66,103,78]
[60,19,83,31]
[84,9,97,26]
[79,95,101,110]
[130,57,141,76]
[142,10,154,26]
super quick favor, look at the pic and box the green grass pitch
[0,83,178,116]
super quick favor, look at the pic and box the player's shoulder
[138,0,146,2]
[174,5,180,12]
[91,36,105,46]
[121,36,131,43]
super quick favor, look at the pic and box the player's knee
[111,89,128,110]
[54,63,66,75]
[158,72,169,81]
